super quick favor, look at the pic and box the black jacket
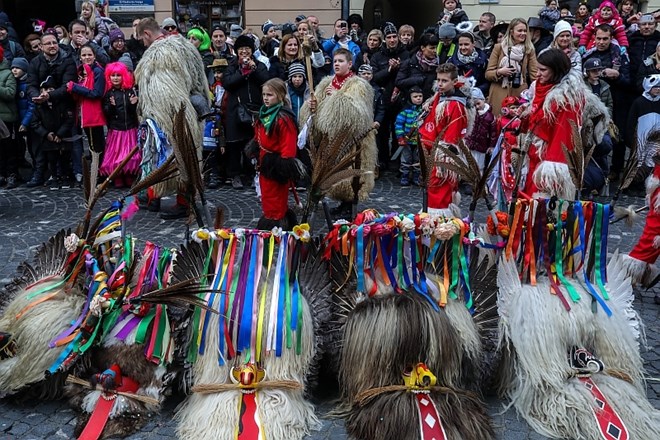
[222,57,269,142]
[102,88,139,131]
[27,49,77,103]
[371,44,410,102]
[395,51,438,100]
[31,99,75,151]
[0,36,25,64]
[628,30,660,80]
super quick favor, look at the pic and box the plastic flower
[192,228,210,243]
[292,223,311,242]
[64,233,82,253]
[217,229,231,239]
[434,221,459,240]
[271,226,283,237]
[235,228,245,239]
[497,224,510,238]
[399,216,415,233]
[486,216,497,235]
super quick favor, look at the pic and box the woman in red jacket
[67,43,106,156]
[252,78,305,230]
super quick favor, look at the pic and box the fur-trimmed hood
[540,70,588,124]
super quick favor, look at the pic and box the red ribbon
[78,376,140,440]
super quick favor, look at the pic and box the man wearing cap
[629,14,660,85]
[0,21,24,64]
[371,22,410,171]
[210,25,235,62]
[475,12,496,55]
[322,18,361,63]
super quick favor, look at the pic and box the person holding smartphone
[321,18,361,64]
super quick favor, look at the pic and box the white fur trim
[532,161,576,200]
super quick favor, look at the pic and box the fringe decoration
[191,380,303,394]
[66,375,160,405]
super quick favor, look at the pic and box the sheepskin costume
[135,35,209,197]
[299,74,377,202]
[175,232,332,440]
[522,71,590,200]
[65,242,182,439]
[497,198,660,439]
[327,211,496,439]
[0,230,86,398]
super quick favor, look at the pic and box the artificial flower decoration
[292,223,311,242]
[64,233,82,253]
[271,226,283,237]
[434,221,459,240]
[192,228,211,243]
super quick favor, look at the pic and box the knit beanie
[553,20,572,41]
[10,57,28,73]
[437,23,456,39]
[230,24,243,39]
[358,64,373,74]
[262,20,275,35]
[288,62,306,80]
[109,28,125,44]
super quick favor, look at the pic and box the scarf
[416,50,439,72]
[499,43,525,89]
[439,8,463,24]
[457,49,478,65]
[331,71,354,90]
[529,80,554,132]
[259,102,283,134]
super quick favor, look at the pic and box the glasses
[164,25,176,31]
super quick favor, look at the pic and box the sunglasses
[164,25,177,31]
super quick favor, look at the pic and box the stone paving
[0,175,658,439]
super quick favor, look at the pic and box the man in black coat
[628,14,660,91]
[371,22,410,171]
[528,17,552,55]
[25,32,77,187]
[0,21,24,64]
[583,24,632,180]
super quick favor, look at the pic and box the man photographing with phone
[322,19,361,63]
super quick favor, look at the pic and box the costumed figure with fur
[324,210,496,440]
[174,228,332,440]
[247,78,306,231]
[134,18,210,216]
[298,48,377,215]
[419,63,474,217]
[495,48,660,440]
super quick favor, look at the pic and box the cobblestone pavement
[0,175,658,439]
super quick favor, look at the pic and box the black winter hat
[234,35,255,51]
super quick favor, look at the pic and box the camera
[340,22,348,28]
[511,71,522,88]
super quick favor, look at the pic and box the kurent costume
[134,34,209,199]
[324,210,496,440]
[419,88,472,217]
[494,69,660,439]
[299,71,377,203]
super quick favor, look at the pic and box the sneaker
[6,175,18,189]
[207,174,221,189]
[45,177,58,190]
[400,177,411,187]
[25,177,43,188]
[231,176,244,190]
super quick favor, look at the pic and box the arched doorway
[362,0,442,34]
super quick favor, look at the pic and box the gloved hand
[578,46,586,55]
[66,81,74,93]
[620,45,627,55]
[398,138,407,146]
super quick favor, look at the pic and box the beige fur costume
[299,75,377,202]
[134,35,209,195]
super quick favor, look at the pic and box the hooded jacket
[69,62,106,128]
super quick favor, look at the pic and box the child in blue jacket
[9,57,34,188]
[395,86,424,186]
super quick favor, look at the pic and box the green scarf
[259,103,283,134]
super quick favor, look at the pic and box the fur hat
[234,35,254,51]
[161,17,176,28]
[109,28,125,44]
[230,24,243,39]
[288,62,306,80]
[262,20,275,35]
[437,23,456,39]
[553,20,572,41]
[10,57,28,73]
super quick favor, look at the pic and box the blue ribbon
[357,225,365,292]
[238,236,258,352]
[275,236,289,356]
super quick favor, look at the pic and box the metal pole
[342,0,350,20]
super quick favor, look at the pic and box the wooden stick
[66,375,160,406]
[192,380,303,394]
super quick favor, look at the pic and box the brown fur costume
[134,35,209,196]
[299,75,377,202]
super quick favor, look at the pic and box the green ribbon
[135,307,156,344]
[593,204,610,300]
[555,201,580,302]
